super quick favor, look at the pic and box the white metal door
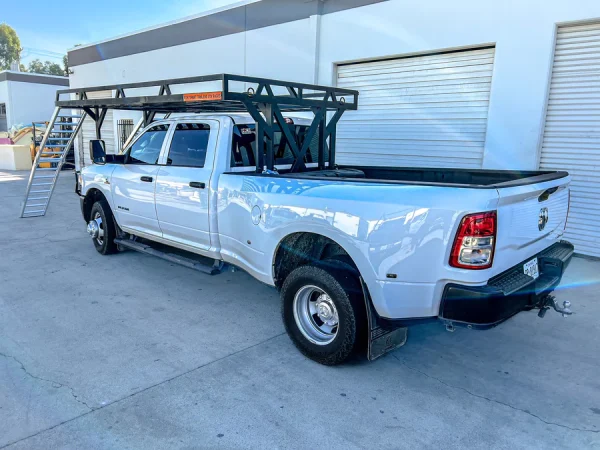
[336,47,495,168]
[540,22,600,258]
[155,120,219,250]
[79,90,116,168]
[112,164,162,236]
[112,123,171,237]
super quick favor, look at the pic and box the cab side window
[229,123,326,169]
[231,125,257,168]
[167,123,210,168]
[126,124,169,165]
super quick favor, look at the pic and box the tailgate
[493,174,571,274]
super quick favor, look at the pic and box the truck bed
[278,166,569,189]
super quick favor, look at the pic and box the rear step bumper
[439,241,574,329]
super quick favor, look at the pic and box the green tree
[0,23,21,70]
[27,58,45,73]
[26,58,65,76]
[43,60,64,76]
[62,54,69,76]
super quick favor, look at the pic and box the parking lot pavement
[0,170,599,449]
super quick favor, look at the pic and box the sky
[2,0,243,65]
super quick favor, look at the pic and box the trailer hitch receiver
[537,295,572,318]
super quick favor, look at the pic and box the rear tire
[281,264,365,365]
[90,201,118,255]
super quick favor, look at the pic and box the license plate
[523,258,539,280]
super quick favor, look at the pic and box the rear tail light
[450,211,497,269]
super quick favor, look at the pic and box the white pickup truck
[77,113,574,365]
[72,75,574,365]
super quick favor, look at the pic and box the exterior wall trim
[68,0,389,67]
[0,71,69,86]
[534,23,560,170]
[333,42,496,68]
[534,17,600,169]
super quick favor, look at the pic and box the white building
[0,71,69,132]
[66,0,600,257]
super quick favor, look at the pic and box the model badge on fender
[539,207,549,231]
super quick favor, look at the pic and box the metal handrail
[20,108,60,217]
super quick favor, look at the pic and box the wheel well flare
[82,189,108,222]
[273,232,359,288]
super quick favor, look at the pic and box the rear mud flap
[361,278,407,361]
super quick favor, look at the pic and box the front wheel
[88,200,118,255]
[281,265,365,365]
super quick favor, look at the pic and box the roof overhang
[67,0,389,67]
[0,71,69,86]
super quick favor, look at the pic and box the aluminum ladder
[20,107,86,218]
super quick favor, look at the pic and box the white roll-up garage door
[79,90,116,168]
[540,22,600,258]
[336,47,495,168]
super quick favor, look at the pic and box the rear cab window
[230,123,327,169]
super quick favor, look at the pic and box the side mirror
[90,139,106,165]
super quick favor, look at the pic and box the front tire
[281,265,365,365]
[89,201,118,255]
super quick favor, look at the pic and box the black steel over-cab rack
[56,74,359,173]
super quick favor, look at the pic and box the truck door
[154,120,219,250]
[111,123,171,237]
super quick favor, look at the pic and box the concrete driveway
[0,170,599,449]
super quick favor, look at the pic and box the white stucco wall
[6,81,61,128]
[318,0,600,171]
[0,145,32,170]
[69,17,316,89]
[68,0,600,171]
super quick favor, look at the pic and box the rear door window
[166,123,211,168]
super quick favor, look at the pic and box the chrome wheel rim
[293,285,339,346]
[87,212,104,246]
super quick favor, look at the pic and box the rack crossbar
[56,73,358,113]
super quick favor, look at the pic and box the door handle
[189,181,206,189]
[140,176,153,182]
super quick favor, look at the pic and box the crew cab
[77,111,573,365]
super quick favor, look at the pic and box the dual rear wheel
[281,265,366,365]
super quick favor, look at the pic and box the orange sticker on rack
[183,92,223,102]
